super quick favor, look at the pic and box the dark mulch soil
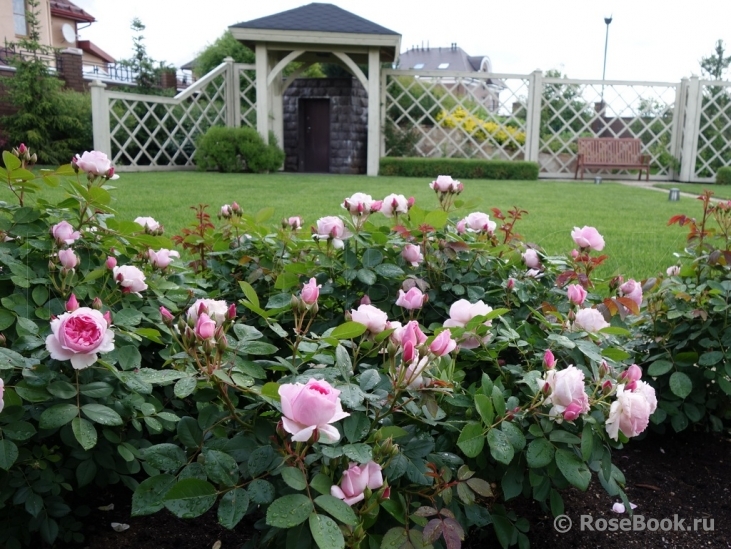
[59,431,730,549]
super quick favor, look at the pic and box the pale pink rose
[571,226,605,251]
[395,320,427,348]
[287,216,303,230]
[106,256,117,269]
[522,248,540,269]
[220,204,232,218]
[461,212,496,235]
[430,175,461,193]
[605,381,657,440]
[331,461,384,506]
[455,219,466,234]
[381,194,409,218]
[395,287,426,310]
[0,378,4,414]
[195,313,216,340]
[301,277,321,306]
[58,248,78,270]
[401,354,429,389]
[666,265,680,276]
[45,307,115,369]
[113,265,147,293]
[343,192,376,215]
[279,378,350,443]
[619,279,643,307]
[51,220,81,246]
[573,308,609,333]
[187,299,229,325]
[134,217,160,232]
[444,299,493,349]
[537,364,590,420]
[148,248,180,269]
[544,349,556,369]
[429,330,457,357]
[402,244,424,266]
[350,304,389,334]
[315,216,351,249]
[567,284,587,306]
[75,150,113,176]
[526,269,542,279]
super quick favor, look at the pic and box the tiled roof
[398,46,486,72]
[230,3,398,35]
[49,0,95,23]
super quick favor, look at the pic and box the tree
[700,40,731,80]
[541,69,592,135]
[695,40,731,176]
[119,18,170,94]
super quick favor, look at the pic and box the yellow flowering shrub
[437,108,526,149]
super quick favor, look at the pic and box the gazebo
[228,3,401,176]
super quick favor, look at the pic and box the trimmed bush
[716,166,731,185]
[195,126,284,173]
[380,157,539,180]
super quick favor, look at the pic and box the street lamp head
[604,15,613,25]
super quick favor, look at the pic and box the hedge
[716,166,731,185]
[379,157,540,180]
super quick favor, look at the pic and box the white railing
[91,58,256,171]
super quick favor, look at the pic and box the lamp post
[601,15,613,102]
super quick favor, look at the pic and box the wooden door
[301,99,330,173]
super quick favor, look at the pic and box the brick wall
[58,48,84,92]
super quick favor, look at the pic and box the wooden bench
[574,137,650,180]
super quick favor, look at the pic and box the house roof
[50,0,95,23]
[398,45,489,72]
[230,3,398,35]
[78,40,115,64]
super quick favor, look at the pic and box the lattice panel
[384,70,529,161]
[238,68,257,128]
[539,79,678,177]
[694,82,731,179]
[108,73,229,168]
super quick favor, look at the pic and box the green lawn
[654,182,731,200]
[3,171,702,280]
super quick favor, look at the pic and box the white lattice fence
[691,80,731,180]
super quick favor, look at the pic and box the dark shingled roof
[49,0,95,23]
[230,3,399,35]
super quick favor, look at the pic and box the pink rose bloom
[537,364,590,420]
[148,248,180,269]
[195,313,216,340]
[113,265,147,293]
[343,192,377,215]
[106,256,117,269]
[45,307,115,369]
[220,204,232,218]
[134,216,160,232]
[58,248,78,270]
[430,175,461,193]
[443,299,493,349]
[350,304,389,334]
[605,381,657,441]
[619,364,643,391]
[522,249,540,269]
[187,299,229,324]
[381,194,409,218]
[619,279,643,307]
[544,349,556,369]
[666,265,680,276]
[51,220,81,246]
[395,287,426,310]
[0,378,4,414]
[563,401,583,421]
[394,320,427,348]
[571,226,605,251]
[314,216,351,249]
[75,150,114,176]
[455,219,466,234]
[461,212,496,235]
[66,294,79,312]
[402,244,424,267]
[279,378,350,443]
[401,355,429,389]
[287,216,303,230]
[159,306,174,324]
[331,461,384,506]
[429,330,457,357]
[567,284,587,306]
[573,308,609,333]
[301,277,321,306]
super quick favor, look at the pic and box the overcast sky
[71,0,729,83]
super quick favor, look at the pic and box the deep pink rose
[619,279,643,307]
[402,244,424,266]
[331,461,384,506]
[537,364,590,420]
[380,194,409,218]
[315,216,351,249]
[429,330,457,357]
[195,313,216,340]
[45,307,115,369]
[567,284,587,306]
[66,294,79,312]
[350,304,389,334]
[301,277,321,306]
[148,248,180,269]
[159,306,174,324]
[395,287,426,310]
[571,226,605,251]
[522,248,540,269]
[51,220,81,246]
[544,349,556,369]
[113,265,147,293]
[395,320,427,348]
[461,212,496,235]
[75,150,113,176]
[187,299,228,324]
[58,248,78,270]
[279,378,350,443]
[573,308,609,333]
[605,381,657,440]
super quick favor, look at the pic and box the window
[413,63,424,70]
[438,63,450,69]
[13,0,27,35]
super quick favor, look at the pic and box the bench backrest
[578,138,642,163]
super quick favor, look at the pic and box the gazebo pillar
[366,47,381,177]
[255,44,270,139]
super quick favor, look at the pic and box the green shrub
[716,166,731,185]
[379,157,539,180]
[195,126,284,173]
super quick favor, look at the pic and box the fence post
[679,76,701,182]
[669,78,687,181]
[90,80,111,157]
[223,57,236,128]
[366,47,380,176]
[524,69,542,163]
[255,44,269,140]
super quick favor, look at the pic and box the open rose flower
[314,216,351,249]
[279,378,349,443]
[402,244,423,266]
[429,330,457,357]
[286,216,303,230]
[522,248,541,269]
[444,299,493,349]
[430,175,462,193]
[148,248,180,269]
[571,226,605,251]
[187,299,229,325]
[619,279,643,308]
[51,220,81,246]
[666,265,680,276]
[343,192,379,215]
[605,381,657,440]
[460,212,496,235]
[573,308,609,333]
[380,194,409,218]
[58,248,78,270]
[75,150,117,178]
[134,216,160,232]
[331,461,384,506]
[45,307,115,369]
[537,364,590,421]
[393,320,427,348]
[350,304,388,334]
[113,265,147,293]
[395,287,426,310]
